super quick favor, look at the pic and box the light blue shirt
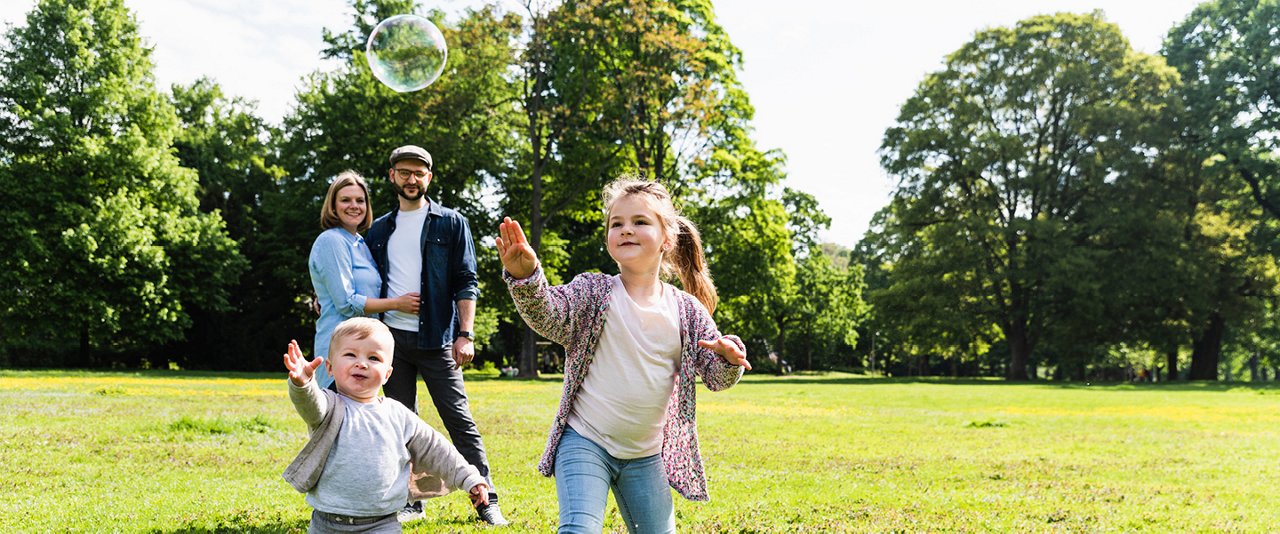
[309,227,381,388]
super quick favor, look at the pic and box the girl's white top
[568,275,681,459]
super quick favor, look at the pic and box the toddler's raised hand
[698,337,752,370]
[282,339,323,386]
[496,217,540,279]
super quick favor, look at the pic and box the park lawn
[0,370,1277,532]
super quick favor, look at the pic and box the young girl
[496,178,751,533]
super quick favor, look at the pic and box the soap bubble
[366,14,448,92]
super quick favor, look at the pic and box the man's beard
[394,182,425,202]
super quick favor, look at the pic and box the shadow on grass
[9,367,1275,394]
[152,517,485,533]
[148,506,491,533]
[152,519,308,534]
[0,367,567,384]
[733,373,1280,392]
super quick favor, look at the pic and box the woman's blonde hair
[602,177,718,314]
[320,170,372,231]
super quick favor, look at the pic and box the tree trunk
[517,171,543,379]
[1188,312,1225,380]
[518,105,546,380]
[1249,351,1260,382]
[1005,320,1031,380]
[79,322,91,367]
[775,317,789,371]
[518,326,539,378]
[1165,347,1179,381]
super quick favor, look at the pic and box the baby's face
[326,332,394,403]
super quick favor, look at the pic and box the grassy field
[1,370,1277,532]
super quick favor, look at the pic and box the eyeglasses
[394,168,429,180]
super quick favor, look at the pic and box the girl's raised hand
[698,337,752,370]
[496,217,540,279]
[283,339,323,386]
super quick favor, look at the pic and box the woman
[308,170,418,387]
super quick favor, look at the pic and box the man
[366,145,507,526]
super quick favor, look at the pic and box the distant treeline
[0,0,861,376]
[1,0,1275,381]
[859,3,1280,381]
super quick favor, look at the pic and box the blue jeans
[555,426,675,534]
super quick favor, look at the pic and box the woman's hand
[496,217,540,279]
[283,339,323,386]
[698,337,752,370]
[392,292,420,314]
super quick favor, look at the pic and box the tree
[1164,0,1280,219]
[1164,0,1280,379]
[0,0,242,366]
[499,0,621,378]
[166,78,294,370]
[1179,186,1279,380]
[502,0,775,376]
[283,2,521,217]
[859,201,1006,376]
[279,1,523,364]
[787,247,868,370]
[879,12,1183,379]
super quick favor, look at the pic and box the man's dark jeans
[383,327,496,495]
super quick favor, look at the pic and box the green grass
[1,370,1277,532]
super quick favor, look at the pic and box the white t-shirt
[568,275,681,459]
[383,207,428,331]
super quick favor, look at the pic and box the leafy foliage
[0,0,242,366]
[166,78,297,371]
[1164,0,1280,379]
[875,12,1187,379]
[1164,0,1280,218]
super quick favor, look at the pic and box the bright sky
[1,0,1206,248]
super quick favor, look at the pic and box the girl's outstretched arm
[692,331,748,391]
[496,217,540,279]
[497,216,585,346]
[697,337,752,370]
[686,299,748,391]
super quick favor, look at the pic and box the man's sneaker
[475,499,509,526]
[397,501,425,523]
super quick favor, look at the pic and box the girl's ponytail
[671,216,717,314]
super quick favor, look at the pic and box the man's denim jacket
[366,199,479,349]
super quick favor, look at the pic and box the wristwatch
[457,330,474,340]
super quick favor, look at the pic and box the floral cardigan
[504,267,745,501]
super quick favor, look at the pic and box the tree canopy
[6,0,1278,381]
[0,0,242,366]
[876,12,1186,379]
